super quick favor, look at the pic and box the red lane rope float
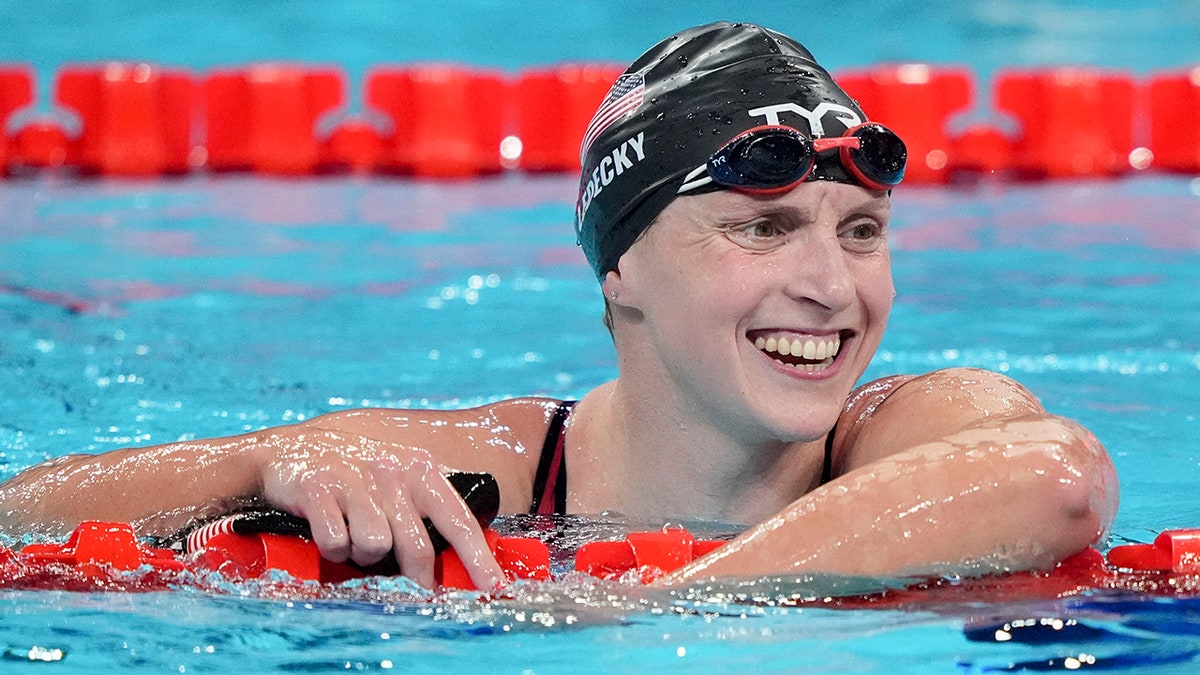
[205,64,344,175]
[57,63,197,176]
[322,118,384,174]
[1,61,1199,179]
[3,520,1200,602]
[515,63,626,173]
[10,122,72,171]
[0,66,33,171]
[995,68,1138,178]
[0,522,185,592]
[366,65,509,178]
[1148,67,1200,173]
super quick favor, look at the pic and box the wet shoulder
[832,368,1044,474]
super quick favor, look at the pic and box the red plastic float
[575,527,724,582]
[1,67,73,172]
[1,61,1199,179]
[7,521,184,591]
[18,521,183,576]
[950,124,1015,176]
[5,520,1198,604]
[54,63,197,175]
[321,119,385,173]
[434,530,553,590]
[196,525,552,589]
[515,63,624,172]
[1106,529,1200,573]
[1147,67,1200,173]
[0,66,33,172]
[10,122,72,170]
[204,64,344,175]
[995,68,1137,178]
[836,64,975,183]
[367,65,509,177]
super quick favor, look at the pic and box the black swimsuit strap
[529,400,575,515]
[821,422,837,485]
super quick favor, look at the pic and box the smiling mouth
[751,331,846,371]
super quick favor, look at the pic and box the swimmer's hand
[255,429,506,589]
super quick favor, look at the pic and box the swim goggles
[677,122,907,195]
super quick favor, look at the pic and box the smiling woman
[0,21,1116,590]
[602,184,893,459]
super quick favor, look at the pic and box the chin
[759,400,845,444]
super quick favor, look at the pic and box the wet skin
[603,182,894,449]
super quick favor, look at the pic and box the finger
[387,500,436,588]
[300,490,352,563]
[339,481,395,567]
[415,473,505,589]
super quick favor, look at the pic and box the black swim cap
[574,22,872,278]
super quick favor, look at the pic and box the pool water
[4,0,1200,670]
[2,174,1200,671]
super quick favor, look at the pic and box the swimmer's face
[607,181,893,442]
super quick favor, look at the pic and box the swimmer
[0,22,1117,589]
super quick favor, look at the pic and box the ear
[603,251,648,311]
[601,269,624,305]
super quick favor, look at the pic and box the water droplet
[707,111,733,125]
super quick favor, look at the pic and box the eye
[839,218,886,253]
[727,218,788,251]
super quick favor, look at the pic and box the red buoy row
[837,64,1200,181]
[1,62,1197,180]
[2,521,1200,600]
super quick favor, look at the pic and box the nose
[779,226,857,313]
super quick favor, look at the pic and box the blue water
[3,1,1200,672]
[3,173,1200,672]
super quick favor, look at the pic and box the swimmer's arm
[0,401,542,532]
[0,420,500,588]
[662,367,1119,583]
[0,433,267,537]
[0,399,557,587]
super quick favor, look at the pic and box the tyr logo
[747,102,862,137]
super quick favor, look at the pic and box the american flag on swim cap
[579,72,645,163]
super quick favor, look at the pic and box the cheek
[859,254,895,322]
[682,253,769,317]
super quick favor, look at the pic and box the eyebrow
[711,196,890,225]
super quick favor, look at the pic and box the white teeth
[777,337,791,356]
[753,333,842,370]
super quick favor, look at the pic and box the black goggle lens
[734,133,813,184]
[702,124,906,193]
[848,124,907,187]
[709,129,813,189]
